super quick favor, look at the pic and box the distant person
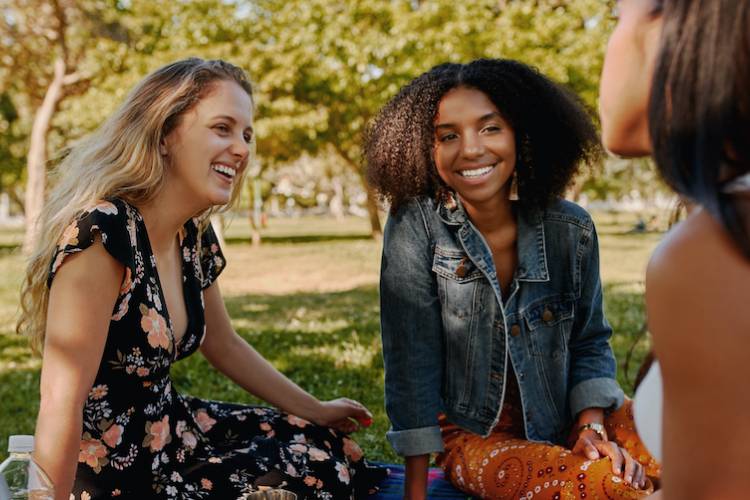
[365,58,659,500]
[18,58,385,500]
[599,0,750,498]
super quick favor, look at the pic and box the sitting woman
[365,59,659,499]
[599,0,750,498]
[20,58,385,500]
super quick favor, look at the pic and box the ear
[159,136,169,156]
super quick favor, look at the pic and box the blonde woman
[19,58,385,500]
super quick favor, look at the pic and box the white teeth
[211,163,236,178]
[459,164,495,178]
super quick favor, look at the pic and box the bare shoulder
[646,207,750,352]
[47,237,124,343]
[50,236,123,291]
[647,208,750,308]
[645,208,750,497]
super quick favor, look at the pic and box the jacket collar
[435,192,549,282]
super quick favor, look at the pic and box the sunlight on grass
[0,212,667,462]
[291,338,380,369]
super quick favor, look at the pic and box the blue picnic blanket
[367,463,473,499]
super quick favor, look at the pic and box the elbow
[38,389,86,421]
[201,330,244,368]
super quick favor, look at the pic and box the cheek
[600,29,631,114]
[489,135,516,167]
[433,145,453,183]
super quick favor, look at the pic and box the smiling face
[161,79,254,211]
[599,0,663,157]
[433,86,516,207]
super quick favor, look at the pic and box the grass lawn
[0,211,663,463]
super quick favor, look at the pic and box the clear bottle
[0,435,54,500]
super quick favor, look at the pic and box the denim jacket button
[542,308,554,323]
[510,324,521,336]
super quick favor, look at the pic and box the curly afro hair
[365,58,602,212]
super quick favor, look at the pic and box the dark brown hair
[364,59,601,213]
[649,0,750,257]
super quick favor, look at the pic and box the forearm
[34,403,83,500]
[202,333,321,419]
[576,407,604,427]
[404,454,430,500]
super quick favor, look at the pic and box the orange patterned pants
[437,399,660,500]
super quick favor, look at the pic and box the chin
[601,125,652,158]
[205,190,233,208]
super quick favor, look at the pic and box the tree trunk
[249,177,262,247]
[329,177,345,220]
[334,149,382,237]
[23,58,67,254]
[363,185,382,237]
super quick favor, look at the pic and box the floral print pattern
[48,199,385,499]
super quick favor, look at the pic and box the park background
[1,0,669,463]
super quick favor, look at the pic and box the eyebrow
[435,112,503,129]
[212,114,254,132]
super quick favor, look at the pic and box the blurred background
[0,0,666,462]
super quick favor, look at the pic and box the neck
[461,195,515,237]
[136,187,205,255]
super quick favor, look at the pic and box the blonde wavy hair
[18,58,254,353]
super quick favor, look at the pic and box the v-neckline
[129,202,193,358]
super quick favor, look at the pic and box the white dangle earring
[509,170,519,201]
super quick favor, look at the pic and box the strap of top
[722,172,750,194]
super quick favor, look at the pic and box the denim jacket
[380,195,624,457]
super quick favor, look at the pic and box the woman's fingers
[318,399,373,430]
[581,437,600,460]
[584,440,600,460]
[591,441,648,489]
[331,417,358,434]
[622,447,637,485]
[572,435,600,460]
[595,441,623,476]
[633,459,647,489]
[338,398,373,426]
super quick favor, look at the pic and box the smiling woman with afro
[365,58,660,500]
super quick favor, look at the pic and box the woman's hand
[311,398,374,434]
[572,430,647,489]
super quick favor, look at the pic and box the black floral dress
[48,198,386,499]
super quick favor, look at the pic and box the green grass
[0,211,661,463]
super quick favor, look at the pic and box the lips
[458,163,496,178]
[211,162,237,181]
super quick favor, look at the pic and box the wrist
[294,396,325,424]
[577,422,607,441]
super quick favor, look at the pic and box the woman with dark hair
[600,0,750,498]
[366,58,659,499]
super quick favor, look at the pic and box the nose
[229,133,250,162]
[461,132,484,159]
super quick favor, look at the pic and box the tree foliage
[0,0,664,238]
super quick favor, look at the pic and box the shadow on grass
[0,365,41,462]
[604,282,652,395]
[225,234,372,245]
[171,285,396,462]
[0,282,651,463]
[0,243,20,255]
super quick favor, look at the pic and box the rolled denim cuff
[569,377,625,417]
[387,425,444,456]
